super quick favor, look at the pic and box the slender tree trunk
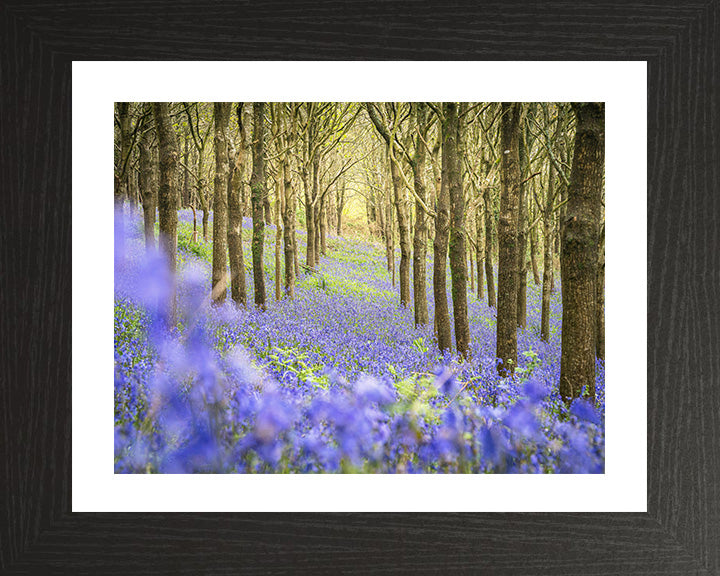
[152,102,179,323]
[275,177,283,301]
[319,195,327,256]
[476,200,485,300]
[541,163,555,343]
[382,175,394,282]
[282,145,296,299]
[191,205,198,243]
[412,103,429,326]
[313,201,321,266]
[496,102,523,376]
[389,157,411,307]
[550,212,558,294]
[242,104,253,217]
[139,104,156,251]
[228,104,247,306]
[447,102,470,357]
[559,103,604,404]
[263,181,272,226]
[529,180,541,286]
[433,112,453,353]
[211,103,230,304]
[483,186,497,308]
[388,202,395,286]
[182,134,190,207]
[376,188,385,263]
[304,171,315,268]
[530,225,541,285]
[596,222,605,360]
[516,126,529,330]
[114,102,131,255]
[201,209,208,242]
[469,244,475,292]
[365,103,411,307]
[250,102,267,310]
[336,180,345,235]
[194,143,209,242]
[128,166,138,211]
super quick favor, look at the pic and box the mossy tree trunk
[433,108,453,353]
[476,198,485,300]
[365,103,411,307]
[596,221,605,361]
[483,184,497,308]
[139,103,156,251]
[559,102,604,404]
[152,101,179,323]
[411,103,430,326]
[496,102,524,376]
[228,103,247,306]
[281,105,297,299]
[447,102,470,358]
[541,161,556,343]
[516,117,530,330]
[211,102,231,305]
[250,102,267,310]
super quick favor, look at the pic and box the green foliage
[388,372,441,426]
[412,337,429,354]
[266,345,330,389]
[177,225,212,262]
[517,348,541,378]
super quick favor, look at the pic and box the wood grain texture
[1,0,718,573]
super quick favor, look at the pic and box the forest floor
[114,209,605,473]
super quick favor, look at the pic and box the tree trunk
[529,179,541,286]
[496,102,523,376]
[128,165,138,211]
[447,102,470,358]
[530,222,541,285]
[483,186,497,308]
[152,102,179,323]
[282,143,296,299]
[411,103,429,326]
[228,103,248,306]
[304,172,315,268]
[319,195,327,256]
[275,177,283,301]
[263,182,272,226]
[182,134,190,207]
[596,222,605,360]
[211,102,230,304]
[433,112,453,353]
[559,102,604,404]
[336,180,345,235]
[541,163,555,343]
[389,157,411,307]
[191,205,198,243]
[365,103,410,307]
[250,102,267,310]
[193,144,209,243]
[313,201,321,266]
[516,125,529,330]
[476,200,485,300]
[139,104,156,251]
[382,175,394,282]
[114,102,131,255]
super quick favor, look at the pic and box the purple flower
[355,375,395,405]
[570,399,601,425]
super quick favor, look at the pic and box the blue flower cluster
[114,210,605,473]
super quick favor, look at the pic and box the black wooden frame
[2,1,718,574]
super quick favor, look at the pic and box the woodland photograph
[114,101,605,474]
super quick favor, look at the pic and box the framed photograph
[2,2,718,573]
